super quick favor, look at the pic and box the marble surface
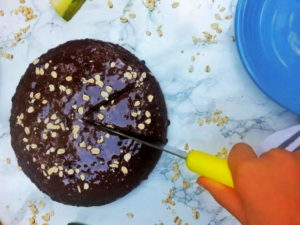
[0,0,299,225]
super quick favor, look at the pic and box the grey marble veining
[0,0,299,224]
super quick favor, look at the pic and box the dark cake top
[10,39,168,206]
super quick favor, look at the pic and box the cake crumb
[126,212,134,218]
[188,65,194,73]
[146,31,152,36]
[0,10,4,16]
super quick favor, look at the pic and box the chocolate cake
[10,39,168,206]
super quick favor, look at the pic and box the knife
[100,126,234,188]
[68,125,300,225]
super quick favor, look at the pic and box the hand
[197,143,300,225]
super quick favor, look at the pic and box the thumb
[197,177,246,224]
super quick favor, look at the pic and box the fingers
[294,150,300,159]
[228,143,257,177]
[197,177,246,224]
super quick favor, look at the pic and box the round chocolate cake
[10,39,168,206]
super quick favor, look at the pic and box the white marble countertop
[0,0,299,225]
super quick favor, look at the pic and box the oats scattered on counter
[14,5,37,21]
[39,200,45,207]
[13,25,31,46]
[215,13,221,20]
[172,162,180,182]
[219,6,226,12]
[107,0,113,8]
[29,203,39,215]
[172,2,179,8]
[162,188,175,206]
[225,15,232,20]
[205,65,211,72]
[232,35,236,42]
[42,213,51,222]
[183,180,190,189]
[146,31,152,36]
[192,32,217,44]
[143,0,157,11]
[126,212,134,218]
[20,0,26,3]
[188,65,194,73]
[0,50,14,59]
[210,23,222,33]
[191,55,196,61]
[216,147,228,158]
[197,110,228,127]
[5,157,11,164]
[156,25,163,37]
[192,209,200,220]
[120,17,128,22]
[29,215,37,225]
[129,13,136,19]
[197,118,203,126]
[174,216,182,225]
[184,143,189,151]
[0,10,4,16]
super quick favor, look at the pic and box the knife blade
[98,125,187,159]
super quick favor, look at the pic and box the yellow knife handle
[186,150,234,188]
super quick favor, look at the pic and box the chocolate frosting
[10,39,168,206]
